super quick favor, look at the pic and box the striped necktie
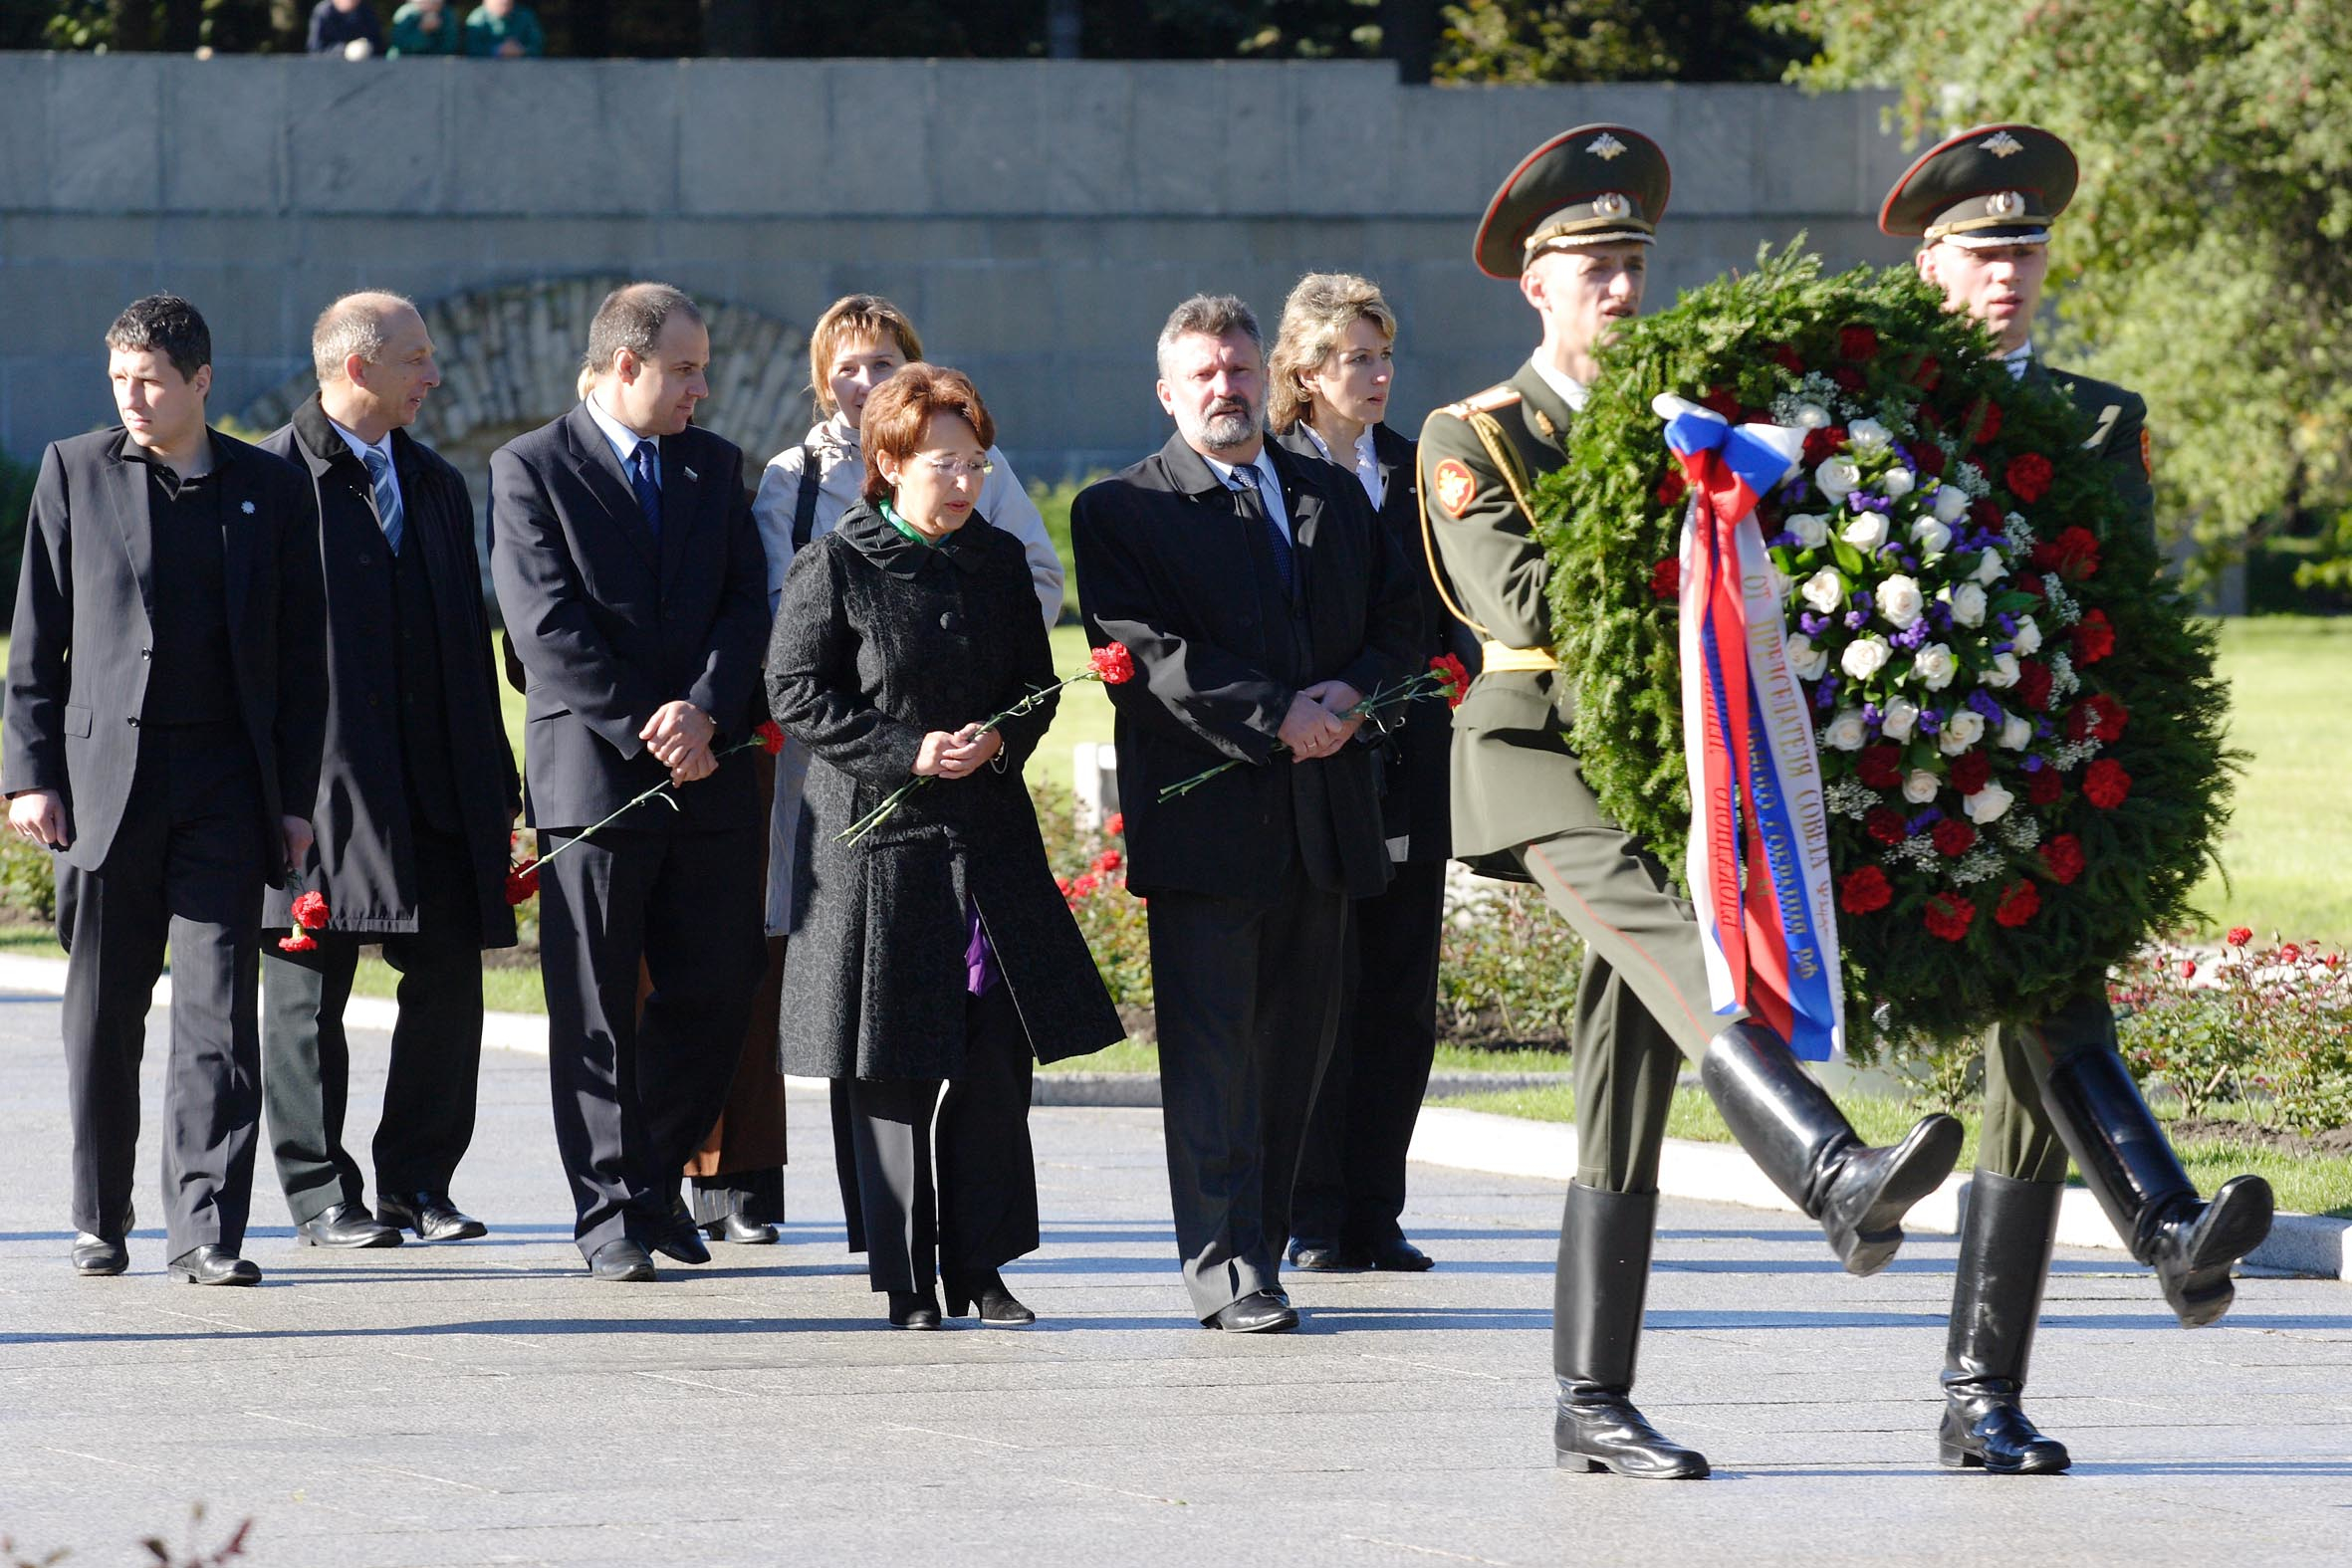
[362,447,404,556]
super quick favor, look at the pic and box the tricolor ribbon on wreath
[1655,394,1846,1061]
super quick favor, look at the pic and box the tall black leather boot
[1941,1171,2070,1473]
[2039,1049,2272,1328]
[1553,1183,1710,1479]
[1700,1022,1963,1276]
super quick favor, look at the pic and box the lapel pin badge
[240,500,256,515]
[683,466,699,483]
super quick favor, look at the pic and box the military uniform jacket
[2028,360,2154,547]
[1417,359,1598,879]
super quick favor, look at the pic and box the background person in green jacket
[464,0,543,58]
[389,0,462,56]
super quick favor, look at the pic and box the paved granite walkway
[2,988,2348,1566]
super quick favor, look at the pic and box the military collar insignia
[1588,132,1628,160]
[1981,130,2025,157]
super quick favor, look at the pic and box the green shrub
[0,837,57,924]
[1437,879,1584,1049]
[2116,934,2352,1133]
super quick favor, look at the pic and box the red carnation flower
[1767,342,1805,374]
[754,720,786,755]
[1838,865,1893,915]
[1650,558,1681,600]
[2026,766,2064,805]
[1864,805,1908,846]
[1855,744,1903,789]
[2227,925,2253,947]
[1831,365,1865,393]
[1933,818,1979,857]
[2031,526,2102,580]
[1912,353,1942,390]
[1925,891,1977,942]
[1089,642,1136,684]
[1970,499,2002,530]
[1429,652,1471,710]
[279,890,333,953]
[2083,757,2132,809]
[1656,470,1688,509]
[1916,403,1945,432]
[2037,833,2085,885]
[1701,384,1741,420]
[1103,811,1125,837]
[1801,425,1847,466]
[1091,848,1122,875]
[504,857,541,906]
[2072,608,2115,665]
[1911,442,1947,480]
[1968,398,2003,445]
[1949,751,1992,794]
[2067,694,2128,744]
[1838,324,1879,361]
[2004,452,2054,504]
[1994,879,2041,929]
[2013,659,2053,712]
[2015,570,2046,600]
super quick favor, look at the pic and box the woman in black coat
[768,364,1122,1329]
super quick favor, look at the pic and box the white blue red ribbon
[1657,396,1845,1061]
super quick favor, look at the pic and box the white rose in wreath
[1933,484,1971,525]
[1882,696,1920,742]
[1793,402,1830,430]
[1784,633,1829,681]
[2012,616,2043,656]
[1801,568,1845,613]
[1914,642,1958,690]
[1848,418,1892,453]
[1950,581,1989,627]
[1841,635,1891,681]
[1824,708,1869,751]
[1842,511,1890,554]
[1902,769,1941,804]
[1880,466,1916,499]
[1877,573,1925,629]
[1981,651,2021,688]
[1910,516,1953,556]
[1999,711,2033,750]
[1963,783,2015,824]
[1973,548,2006,585]
[1787,512,1830,548]
[1940,709,1987,754]
[1816,456,1862,501]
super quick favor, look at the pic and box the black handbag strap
[791,442,822,551]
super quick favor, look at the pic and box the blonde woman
[1269,272,1465,1275]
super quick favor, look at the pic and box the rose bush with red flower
[1533,245,2232,1039]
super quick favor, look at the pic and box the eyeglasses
[915,455,995,478]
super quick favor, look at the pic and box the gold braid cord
[1417,406,1557,672]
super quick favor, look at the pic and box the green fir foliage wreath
[1532,245,2232,1036]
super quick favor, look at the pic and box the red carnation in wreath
[1656,470,1688,509]
[1838,865,1893,915]
[2037,833,2085,885]
[1855,743,1903,789]
[2068,694,2128,744]
[1910,442,1947,480]
[1831,365,1865,392]
[1864,805,1908,846]
[1924,891,1977,942]
[1911,353,1942,390]
[1701,385,1741,420]
[1766,341,1805,374]
[1967,398,2003,445]
[1802,425,1848,466]
[2033,526,2101,580]
[2004,452,2054,504]
[1932,818,1978,858]
[1994,879,2041,929]
[1838,324,1879,361]
[1948,751,1992,794]
[1970,498,2002,530]
[2013,659,2054,713]
[2026,766,2064,806]
[2072,608,2115,665]
[2083,757,2132,809]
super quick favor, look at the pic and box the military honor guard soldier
[1884,122,2274,1474]
[1419,128,1964,1477]
[255,294,525,1250]
[4,295,329,1285]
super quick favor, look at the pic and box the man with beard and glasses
[1420,128,1962,1477]
[1883,121,2271,1476]
[1071,294,1420,1334]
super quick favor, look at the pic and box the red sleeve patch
[1432,458,1477,519]
[2140,426,2153,478]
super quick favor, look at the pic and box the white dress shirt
[584,391,658,487]
[2002,341,2035,381]
[1529,356,1592,413]
[1299,420,1385,510]
[327,417,402,512]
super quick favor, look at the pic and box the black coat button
[940,610,965,633]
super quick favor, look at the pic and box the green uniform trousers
[1978,984,2115,1184]
[1512,818,1742,1198]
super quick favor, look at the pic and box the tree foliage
[1435,0,1799,83]
[1764,0,2352,556]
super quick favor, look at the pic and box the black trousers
[838,983,1037,1293]
[260,825,485,1225]
[59,722,267,1257]
[536,819,765,1259]
[1293,857,1445,1247]
[1147,862,1350,1319]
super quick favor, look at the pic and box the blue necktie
[362,447,404,556]
[629,439,662,538]
[1233,463,1293,596]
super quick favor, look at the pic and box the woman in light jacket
[768,364,1120,1328]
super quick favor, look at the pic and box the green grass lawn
[1439,1081,2352,1219]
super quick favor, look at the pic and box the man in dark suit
[256,293,524,1250]
[489,282,770,1282]
[1072,294,1420,1333]
[4,295,327,1285]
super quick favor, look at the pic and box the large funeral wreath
[1532,246,2232,1037]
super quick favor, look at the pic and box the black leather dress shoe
[1555,1392,1711,1479]
[1288,1239,1369,1271]
[377,1192,488,1242]
[588,1239,657,1281]
[1206,1290,1298,1333]
[945,1268,1037,1326]
[72,1233,128,1276]
[1939,1400,2071,1474]
[1367,1237,1435,1272]
[298,1202,403,1249]
[708,1212,779,1245]
[653,1197,712,1265]
[888,1289,943,1329]
[168,1245,261,1286]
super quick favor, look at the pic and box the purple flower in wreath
[1966,690,2004,722]
[1862,701,1883,732]
[1918,707,1944,735]
[1930,602,1956,632]
[1799,611,1828,636]
[1997,611,2017,635]
[2021,754,2045,773]
[1770,530,1802,549]
[1813,675,1841,712]
[1844,610,1869,630]
[1851,588,1874,612]
[2034,716,2057,740]
[1909,807,1945,832]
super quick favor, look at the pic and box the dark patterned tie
[1232,463,1293,596]
[362,447,404,556]
[629,439,662,538]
